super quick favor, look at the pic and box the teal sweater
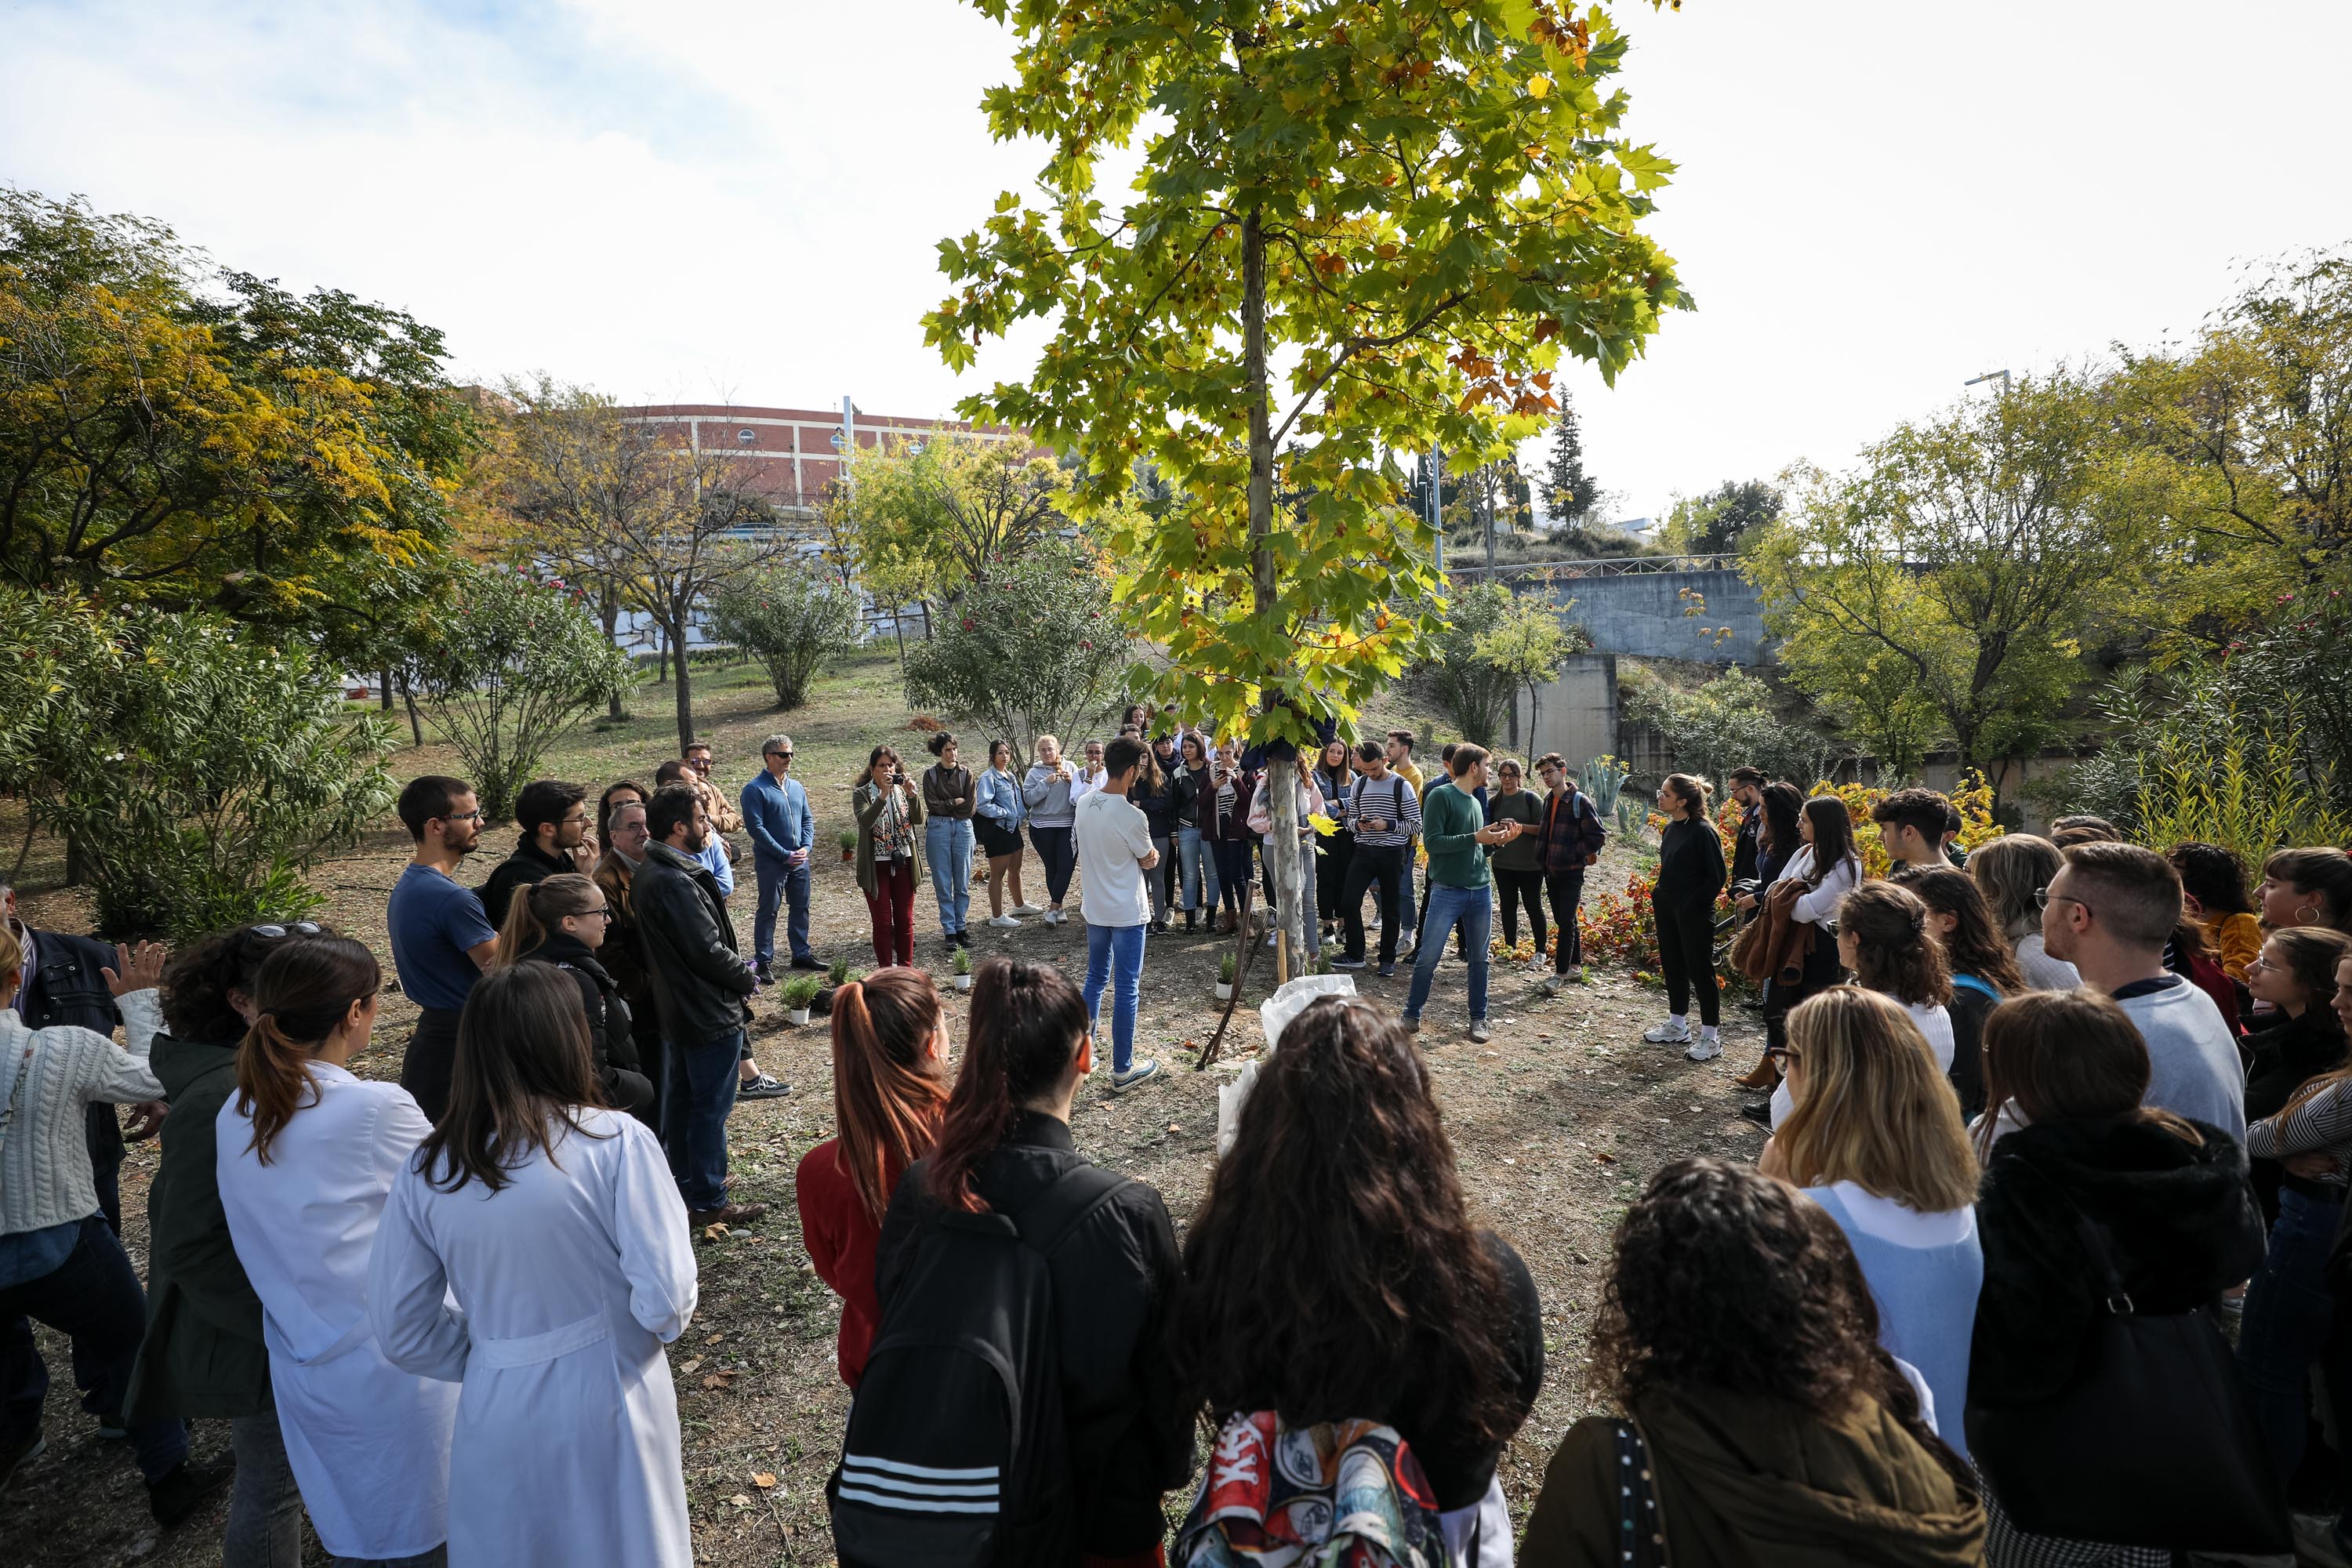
[1421,781,1490,889]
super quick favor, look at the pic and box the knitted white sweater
[0,989,163,1237]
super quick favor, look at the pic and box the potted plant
[952,947,973,992]
[780,973,822,1026]
[838,828,858,863]
[1214,950,1236,1004]
[829,958,854,986]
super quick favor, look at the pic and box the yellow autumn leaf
[1528,75,1552,99]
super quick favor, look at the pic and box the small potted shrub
[952,946,973,992]
[829,958,854,987]
[838,828,858,863]
[780,973,822,1026]
[1214,949,1237,1003]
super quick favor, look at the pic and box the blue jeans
[1405,882,1491,1025]
[2238,1185,2344,1479]
[925,818,974,935]
[1178,826,1218,913]
[1398,851,1419,940]
[0,1216,187,1483]
[1083,923,1148,1074]
[663,1029,745,1211]
[751,854,812,967]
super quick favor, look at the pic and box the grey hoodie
[1023,761,1080,828]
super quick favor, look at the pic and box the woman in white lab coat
[369,962,697,1568]
[216,937,457,1566]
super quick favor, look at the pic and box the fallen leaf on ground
[1594,1150,1617,1164]
[702,1371,735,1390]
[704,1332,726,1345]
[753,1472,778,1490]
[702,1224,728,1242]
[729,1493,752,1508]
[679,1358,702,1375]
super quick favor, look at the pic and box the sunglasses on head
[249,921,323,940]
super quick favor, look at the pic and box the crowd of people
[6,706,2352,1566]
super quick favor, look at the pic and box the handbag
[1965,1195,2287,1552]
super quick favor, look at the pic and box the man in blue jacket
[742,733,821,980]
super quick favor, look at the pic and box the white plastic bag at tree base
[1216,975,1357,1159]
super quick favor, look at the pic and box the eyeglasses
[249,921,323,939]
[2034,887,2089,914]
[441,809,484,823]
[767,751,794,761]
[580,908,616,922]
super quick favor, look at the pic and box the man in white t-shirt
[2043,840,2246,1143]
[1073,735,1162,1091]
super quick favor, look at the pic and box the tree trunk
[379,667,394,711]
[1243,206,1311,980]
[670,606,696,753]
[1482,469,1497,571]
[601,588,626,720]
[398,673,424,748]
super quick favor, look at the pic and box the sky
[7,0,2351,528]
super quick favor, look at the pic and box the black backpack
[829,1160,1131,1568]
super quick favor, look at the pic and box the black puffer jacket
[631,841,756,1047]
[1971,1113,2265,1408]
[518,931,642,1079]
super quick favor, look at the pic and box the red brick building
[619,401,1016,514]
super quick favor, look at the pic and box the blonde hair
[1969,833,2063,942]
[1773,988,1979,1214]
[0,925,20,995]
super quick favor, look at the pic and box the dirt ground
[5,655,1770,1566]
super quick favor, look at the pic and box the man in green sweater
[1403,743,1519,1042]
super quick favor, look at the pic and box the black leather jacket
[630,843,755,1047]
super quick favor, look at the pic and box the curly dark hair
[1839,880,1953,1007]
[161,924,318,1043]
[2168,841,2253,916]
[1591,1158,1969,1485]
[1168,997,1524,1449]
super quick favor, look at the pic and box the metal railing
[1445,554,1741,579]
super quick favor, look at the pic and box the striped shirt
[1347,773,1422,849]
[2248,1074,2352,1188]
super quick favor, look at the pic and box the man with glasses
[741,734,820,982]
[478,779,590,929]
[388,774,496,1123]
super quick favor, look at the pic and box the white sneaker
[1111,1058,1160,1093]
[987,914,1019,928]
[1468,1019,1491,1044]
[1685,1036,1723,1062]
[1643,1018,1690,1044]
[1541,975,1563,996]
[1011,903,1045,916]
[1045,908,1065,925]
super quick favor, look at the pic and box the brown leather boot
[1733,1051,1780,1091]
[1220,909,1238,934]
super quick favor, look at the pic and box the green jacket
[124,1034,272,1421]
[1420,781,1491,890]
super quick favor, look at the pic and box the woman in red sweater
[793,968,949,1387]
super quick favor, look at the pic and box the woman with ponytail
[492,873,654,1122]
[214,938,459,1566]
[793,967,949,1387]
[869,957,1191,1563]
[368,964,697,1568]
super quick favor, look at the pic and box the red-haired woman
[851,958,1191,1565]
[792,968,949,1388]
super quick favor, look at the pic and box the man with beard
[387,775,497,1123]
[477,779,590,929]
[634,784,764,1225]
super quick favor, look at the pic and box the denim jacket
[975,767,1029,831]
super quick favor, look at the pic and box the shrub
[1409,582,1514,746]
[902,542,1132,761]
[405,564,633,821]
[780,973,824,1010]
[1621,664,1845,793]
[710,568,858,710]
[22,606,397,938]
